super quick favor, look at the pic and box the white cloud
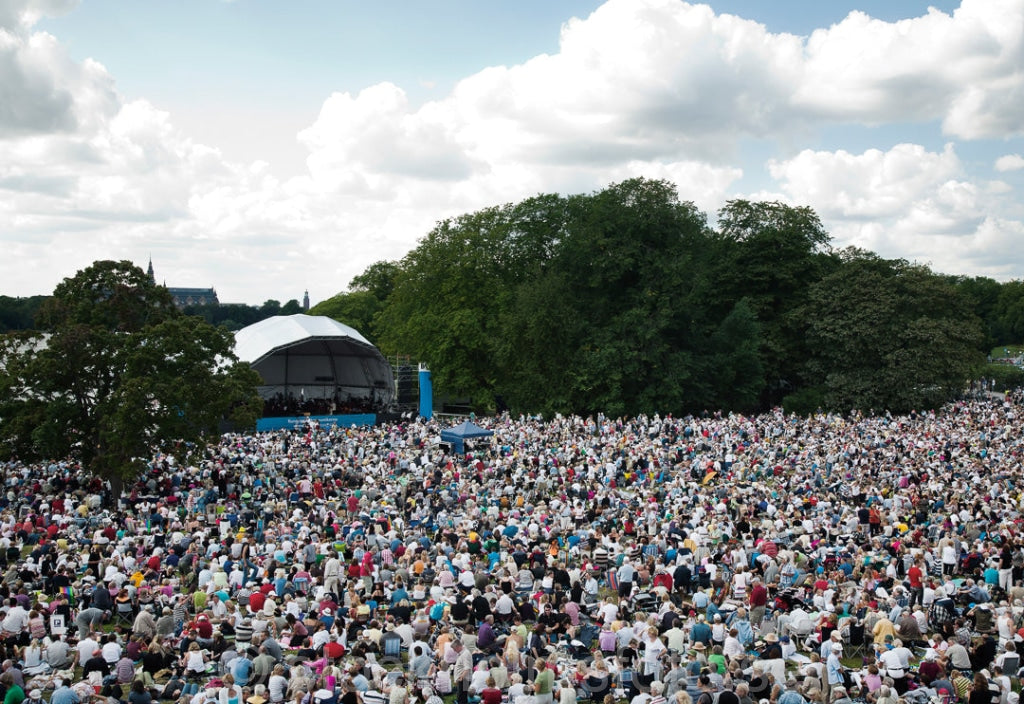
[768,143,970,222]
[288,0,1024,203]
[995,154,1024,172]
[765,142,1024,278]
[795,1,1024,138]
[0,0,77,33]
[4,0,1024,304]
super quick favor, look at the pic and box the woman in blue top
[219,674,243,704]
[128,680,153,704]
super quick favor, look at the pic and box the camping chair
[632,592,659,614]
[381,632,403,661]
[618,668,637,699]
[999,653,1019,675]
[578,623,600,650]
[845,621,867,664]
[583,675,611,701]
[789,616,815,640]
[973,607,996,635]
[115,598,136,626]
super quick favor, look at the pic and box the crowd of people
[0,389,1023,704]
[261,393,381,419]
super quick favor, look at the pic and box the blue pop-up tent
[440,420,493,454]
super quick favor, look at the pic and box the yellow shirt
[873,617,896,645]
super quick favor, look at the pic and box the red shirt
[249,591,266,613]
[194,617,213,639]
[749,583,768,607]
[323,641,345,660]
[908,565,923,589]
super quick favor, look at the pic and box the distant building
[303,290,310,311]
[147,259,219,308]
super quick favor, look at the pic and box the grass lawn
[991,345,1024,358]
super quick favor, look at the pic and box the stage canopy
[234,314,394,406]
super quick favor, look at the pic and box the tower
[303,290,310,311]
[146,257,155,284]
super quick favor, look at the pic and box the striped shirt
[235,621,254,645]
[115,657,135,683]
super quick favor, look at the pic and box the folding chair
[618,668,636,699]
[999,653,1019,675]
[381,632,403,660]
[583,675,611,702]
[845,622,867,664]
[115,600,136,627]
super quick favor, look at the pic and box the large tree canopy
[0,260,262,494]
[804,251,985,412]
[373,179,767,415]
[318,179,1001,417]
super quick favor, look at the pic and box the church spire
[146,256,155,284]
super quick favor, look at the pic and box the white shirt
[600,602,618,625]
[879,648,907,676]
[77,637,98,666]
[268,674,288,703]
[102,640,121,664]
[1,605,28,633]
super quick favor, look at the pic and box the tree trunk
[108,473,124,507]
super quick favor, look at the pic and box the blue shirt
[50,689,80,704]
[352,674,370,693]
[232,657,253,687]
[826,653,844,685]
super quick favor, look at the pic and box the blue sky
[3,0,1023,305]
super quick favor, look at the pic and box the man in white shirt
[599,599,618,626]
[101,635,121,664]
[495,593,516,621]
[76,634,99,667]
[311,625,331,652]
[1,598,28,635]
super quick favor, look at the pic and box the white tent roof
[234,314,394,404]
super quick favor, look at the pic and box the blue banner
[255,413,376,431]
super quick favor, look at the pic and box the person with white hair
[618,557,636,599]
[825,642,844,703]
[648,681,667,704]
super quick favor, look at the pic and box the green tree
[992,281,1024,345]
[0,260,262,497]
[368,179,769,415]
[951,275,1002,350]
[495,179,759,416]
[378,199,557,407]
[350,260,401,302]
[259,299,282,317]
[0,295,48,332]
[804,251,984,412]
[536,179,715,415]
[309,261,404,345]
[280,299,303,315]
[712,200,838,405]
[309,290,386,345]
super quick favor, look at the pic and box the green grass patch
[984,362,1024,392]
[990,345,1024,359]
